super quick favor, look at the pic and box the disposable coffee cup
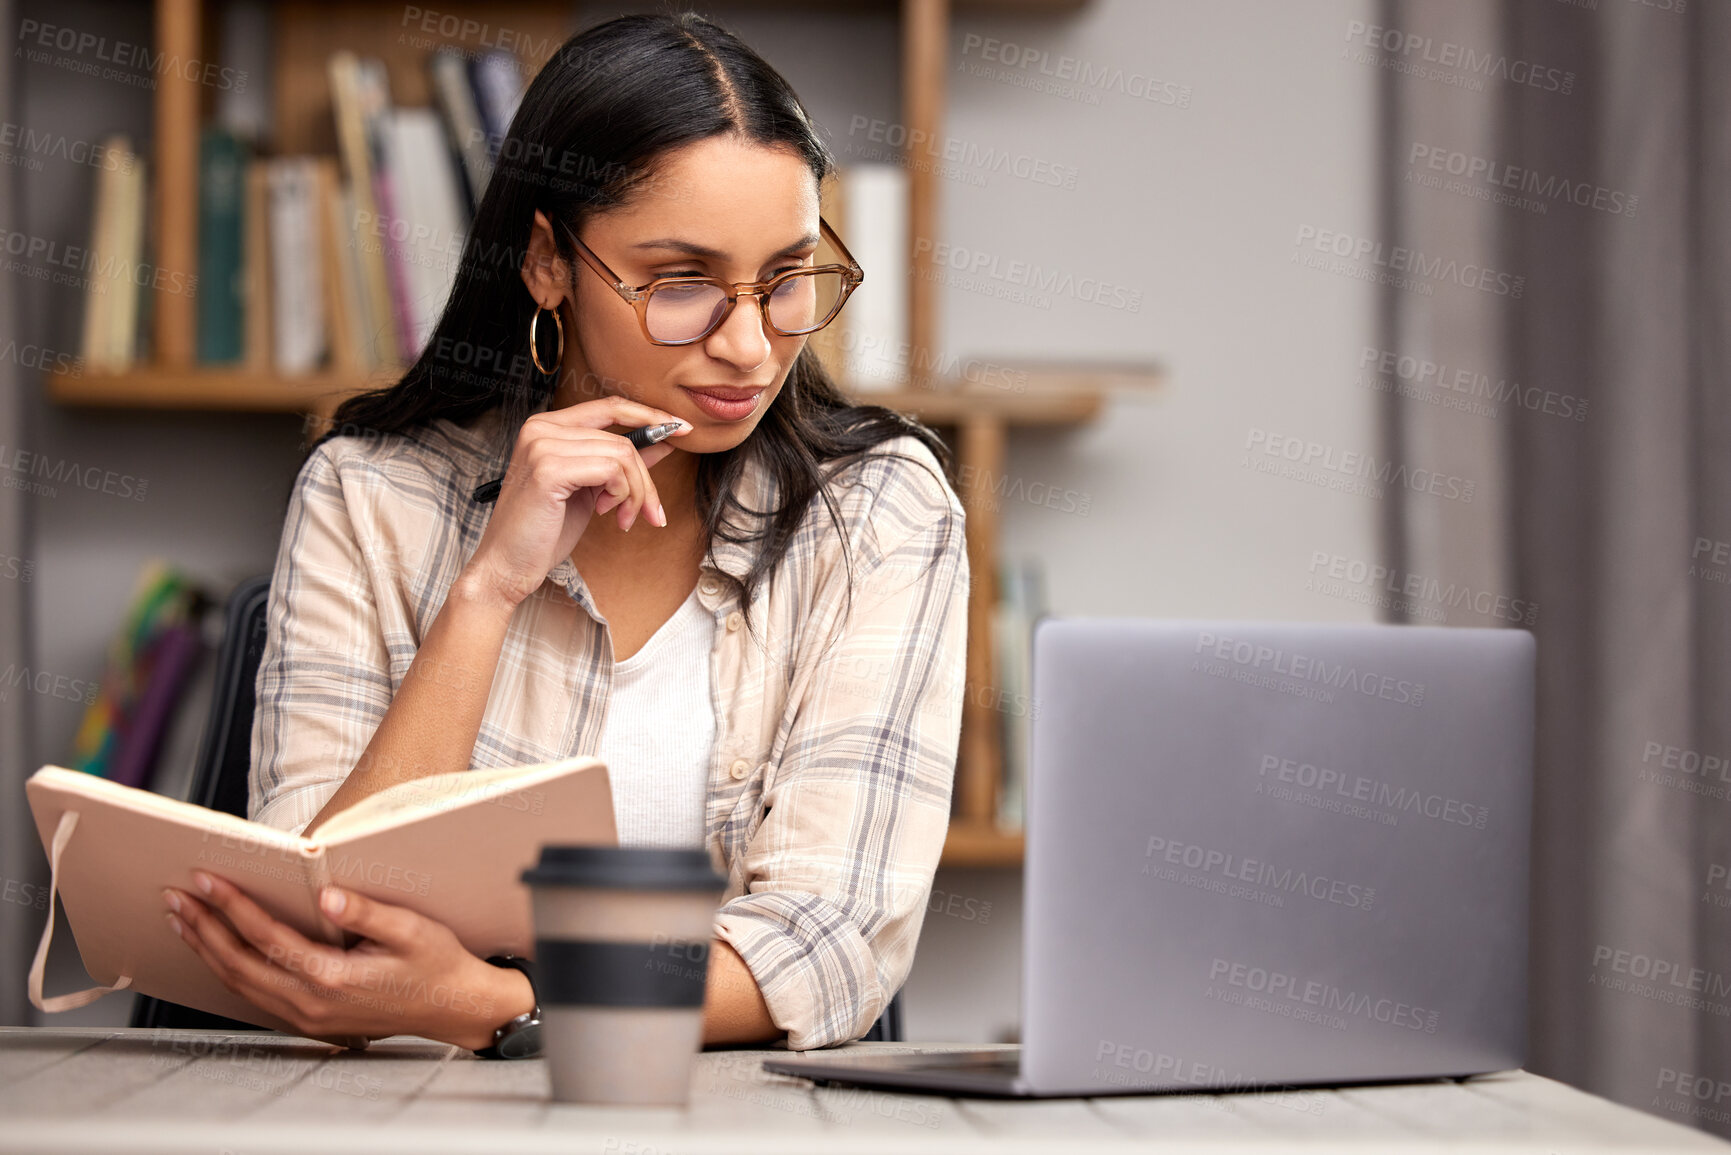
[522,845,727,1105]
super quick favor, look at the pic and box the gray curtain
[0,0,40,1028]
[1384,0,1731,1137]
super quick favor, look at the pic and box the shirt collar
[706,447,776,585]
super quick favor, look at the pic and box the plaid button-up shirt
[248,407,969,1048]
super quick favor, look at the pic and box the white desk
[0,1028,1724,1153]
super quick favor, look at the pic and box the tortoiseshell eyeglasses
[560,216,864,346]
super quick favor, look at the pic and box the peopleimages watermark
[1357,345,1587,424]
[1090,1041,1328,1112]
[0,121,135,174]
[147,1034,383,1101]
[1193,630,1427,709]
[1704,862,1731,910]
[700,1052,947,1128]
[0,225,197,300]
[1654,1067,1731,1128]
[1589,944,1731,1016]
[1692,536,1731,589]
[1407,143,1637,218]
[1638,739,1731,803]
[398,5,560,64]
[0,663,98,706]
[0,443,149,501]
[350,210,462,280]
[1256,752,1492,831]
[1550,1,1688,17]
[913,238,1143,313]
[836,329,1029,393]
[954,461,1092,517]
[1306,549,1538,626]
[0,339,82,378]
[1206,956,1440,1034]
[1244,427,1478,504]
[486,135,696,203]
[193,827,436,898]
[1293,225,1525,298]
[831,645,1039,722]
[1341,20,1576,95]
[1143,835,1377,912]
[17,19,247,93]
[958,34,1192,110]
[843,115,1080,191]
[1,875,49,911]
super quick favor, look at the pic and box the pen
[470,421,686,504]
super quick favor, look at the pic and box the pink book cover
[26,756,616,1031]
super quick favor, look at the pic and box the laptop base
[762,1048,1034,1098]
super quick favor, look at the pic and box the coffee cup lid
[522,845,726,891]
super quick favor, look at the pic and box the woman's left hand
[163,872,520,1051]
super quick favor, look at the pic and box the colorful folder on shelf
[70,563,209,792]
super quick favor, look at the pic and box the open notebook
[25,756,616,1032]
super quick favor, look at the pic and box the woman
[159,13,968,1054]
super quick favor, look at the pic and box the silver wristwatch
[475,954,542,1060]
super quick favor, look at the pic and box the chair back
[188,575,273,817]
[130,576,272,1031]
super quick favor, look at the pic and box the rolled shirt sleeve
[249,445,397,837]
[712,464,970,1049]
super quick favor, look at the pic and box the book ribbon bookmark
[29,810,135,1012]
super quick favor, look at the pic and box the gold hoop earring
[529,305,564,376]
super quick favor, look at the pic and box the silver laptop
[764,619,1534,1097]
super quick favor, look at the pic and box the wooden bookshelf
[50,0,1136,868]
[47,366,389,415]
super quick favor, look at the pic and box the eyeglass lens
[645,270,847,342]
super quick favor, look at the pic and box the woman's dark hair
[317,12,952,611]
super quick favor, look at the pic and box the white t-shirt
[595,586,716,848]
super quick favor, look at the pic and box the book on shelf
[26,756,615,1030]
[994,556,1046,830]
[196,128,247,364]
[379,106,469,359]
[81,42,532,381]
[324,48,524,367]
[328,50,398,369]
[316,158,369,375]
[266,158,327,373]
[819,164,907,392]
[428,48,492,210]
[468,49,526,165]
[242,160,273,370]
[79,135,147,372]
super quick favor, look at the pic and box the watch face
[497,1018,543,1061]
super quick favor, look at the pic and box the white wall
[902,0,1383,1042]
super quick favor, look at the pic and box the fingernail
[162,888,181,913]
[165,912,184,937]
[193,872,212,895]
[321,888,346,916]
[654,501,666,526]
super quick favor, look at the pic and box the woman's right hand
[461,396,692,609]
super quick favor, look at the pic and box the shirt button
[700,578,720,596]
[729,758,751,781]
[725,611,743,632]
